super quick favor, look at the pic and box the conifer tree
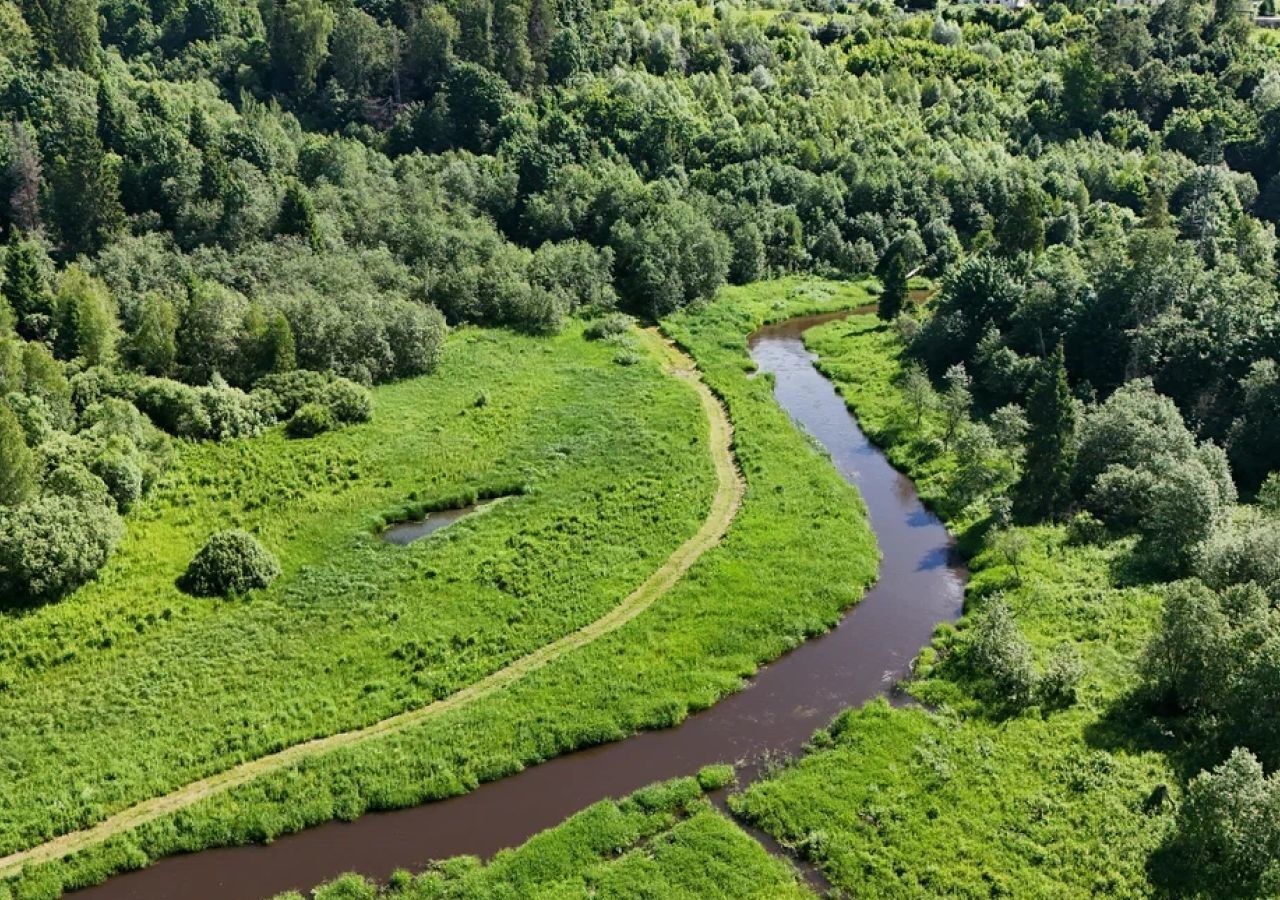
[878,251,908,322]
[3,232,52,341]
[1017,344,1076,521]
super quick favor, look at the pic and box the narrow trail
[0,331,745,880]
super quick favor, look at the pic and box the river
[73,308,965,900]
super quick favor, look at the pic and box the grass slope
[275,772,810,900]
[730,312,1178,897]
[3,280,879,899]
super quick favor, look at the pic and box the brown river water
[73,309,966,899]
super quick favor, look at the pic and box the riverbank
[730,313,1178,896]
[4,281,884,899]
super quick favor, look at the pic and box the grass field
[273,770,811,900]
[729,314,1180,897]
[2,279,881,898]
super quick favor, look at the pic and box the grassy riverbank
[271,771,811,900]
[3,279,880,898]
[730,314,1179,896]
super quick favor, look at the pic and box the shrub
[254,370,330,419]
[969,598,1037,708]
[584,313,633,341]
[1037,644,1084,709]
[44,463,112,504]
[287,402,335,438]
[90,447,145,512]
[1197,517,1280,605]
[322,378,373,424]
[0,497,125,604]
[182,530,281,597]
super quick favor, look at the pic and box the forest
[2,0,1280,895]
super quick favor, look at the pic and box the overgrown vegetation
[272,771,810,900]
[0,283,880,898]
[734,290,1280,897]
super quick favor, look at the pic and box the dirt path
[0,331,745,881]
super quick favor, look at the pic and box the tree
[941,363,971,449]
[0,401,35,506]
[277,180,321,250]
[877,250,908,322]
[270,0,335,94]
[610,198,730,319]
[493,0,531,89]
[181,530,281,597]
[47,123,124,256]
[3,232,53,341]
[128,294,178,377]
[997,185,1046,257]
[1017,346,1076,521]
[454,0,494,67]
[407,6,458,90]
[970,598,1037,708]
[53,0,100,73]
[6,122,41,232]
[330,9,394,100]
[1169,749,1280,897]
[900,363,935,430]
[0,496,125,604]
[54,266,118,366]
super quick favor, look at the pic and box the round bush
[287,402,335,438]
[182,530,281,597]
[90,449,144,512]
[0,496,125,604]
[322,378,373,424]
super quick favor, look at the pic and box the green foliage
[286,401,335,438]
[1166,748,1280,898]
[0,495,124,604]
[969,597,1038,709]
[54,266,118,366]
[269,0,334,93]
[1017,345,1076,522]
[321,379,372,424]
[182,529,281,597]
[876,250,908,323]
[0,400,35,506]
[288,776,805,900]
[583,312,632,341]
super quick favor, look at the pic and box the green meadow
[730,313,1179,897]
[4,279,881,897]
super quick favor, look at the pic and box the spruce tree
[277,180,321,250]
[1017,344,1076,521]
[3,232,53,341]
[878,251,908,322]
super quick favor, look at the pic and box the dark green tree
[997,186,1046,257]
[3,232,52,342]
[277,179,321,250]
[1016,345,1076,521]
[53,0,100,72]
[47,124,124,256]
[878,250,908,322]
[269,0,335,94]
